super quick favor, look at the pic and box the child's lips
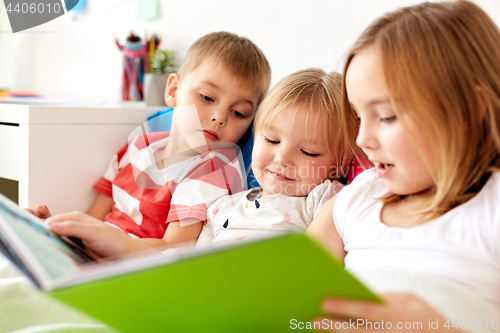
[202,130,219,140]
[375,161,394,177]
[268,170,295,181]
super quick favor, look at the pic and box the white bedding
[0,256,115,333]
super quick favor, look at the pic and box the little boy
[34,32,271,251]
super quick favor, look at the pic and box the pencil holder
[116,35,147,101]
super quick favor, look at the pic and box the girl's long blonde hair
[342,0,500,219]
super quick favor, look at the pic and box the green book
[0,193,380,332]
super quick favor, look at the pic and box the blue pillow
[147,108,258,189]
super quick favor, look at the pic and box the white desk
[0,103,161,214]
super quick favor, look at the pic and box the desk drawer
[0,123,21,181]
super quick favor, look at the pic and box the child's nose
[274,147,292,166]
[356,121,376,150]
[210,109,227,126]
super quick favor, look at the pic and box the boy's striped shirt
[93,132,245,239]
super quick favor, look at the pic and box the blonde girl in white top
[308,1,500,331]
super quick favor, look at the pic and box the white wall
[1,0,499,103]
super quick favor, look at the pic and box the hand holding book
[25,205,52,220]
[314,293,450,332]
[46,212,153,259]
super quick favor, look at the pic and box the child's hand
[25,205,52,220]
[314,293,458,332]
[46,212,150,259]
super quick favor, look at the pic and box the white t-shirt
[196,180,344,247]
[334,168,500,308]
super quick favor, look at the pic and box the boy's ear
[165,73,180,107]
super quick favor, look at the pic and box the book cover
[0,193,380,332]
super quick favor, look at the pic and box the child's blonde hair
[342,0,500,218]
[254,68,351,181]
[179,32,271,103]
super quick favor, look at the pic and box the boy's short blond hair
[254,68,351,180]
[179,32,271,102]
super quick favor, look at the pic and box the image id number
[6,3,62,14]
[444,319,499,330]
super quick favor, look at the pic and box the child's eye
[233,110,245,119]
[200,93,213,102]
[301,150,321,158]
[264,137,279,144]
[380,116,396,123]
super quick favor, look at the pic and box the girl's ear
[165,73,180,107]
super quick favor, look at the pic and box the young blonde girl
[308,1,500,331]
[196,68,350,247]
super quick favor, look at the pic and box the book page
[0,200,93,284]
